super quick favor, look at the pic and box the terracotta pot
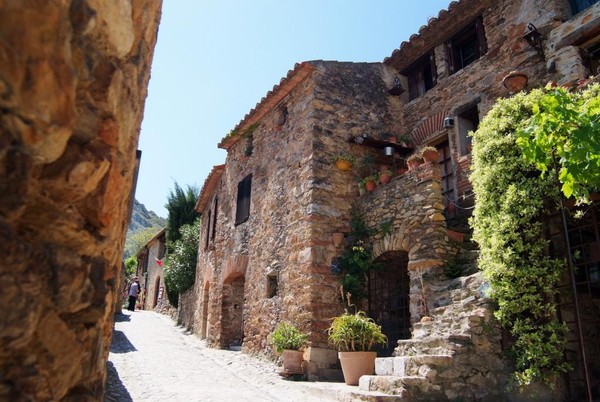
[338,351,377,385]
[282,349,304,375]
[365,181,376,192]
[407,158,422,171]
[379,173,392,184]
[422,149,439,163]
[335,159,352,171]
[386,136,397,143]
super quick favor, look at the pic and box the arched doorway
[221,275,245,349]
[368,251,411,356]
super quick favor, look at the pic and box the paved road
[104,310,344,402]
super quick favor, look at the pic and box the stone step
[375,355,453,377]
[395,335,472,356]
[359,375,446,401]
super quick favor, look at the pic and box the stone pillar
[0,1,161,400]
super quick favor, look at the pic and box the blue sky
[136,0,452,218]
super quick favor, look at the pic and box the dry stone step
[375,355,453,377]
[359,375,420,396]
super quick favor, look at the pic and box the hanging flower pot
[420,146,439,163]
[335,154,354,171]
[362,175,377,192]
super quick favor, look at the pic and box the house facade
[180,0,600,399]
[136,228,167,310]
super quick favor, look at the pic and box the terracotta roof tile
[218,61,316,150]
[195,164,226,213]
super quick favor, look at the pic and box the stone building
[136,228,167,310]
[179,0,600,400]
[0,1,161,400]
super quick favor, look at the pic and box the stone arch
[220,275,245,349]
[372,228,409,260]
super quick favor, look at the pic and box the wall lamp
[522,23,545,60]
[388,77,405,96]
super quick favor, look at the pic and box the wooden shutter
[235,175,252,225]
[475,17,487,55]
[211,197,218,240]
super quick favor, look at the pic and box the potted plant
[335,154,355,171]
[379,169,393,185]
[361,175,378,192]
[417,271,432,323]
[420,146,439,163]
[327,292,387,385]
[407,153,423,170]
[270,322,308,375]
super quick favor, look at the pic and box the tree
[165,182,199,249]
[124,256,137,278]
[163,219,200,306]
[516,83,600,201]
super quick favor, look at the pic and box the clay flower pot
[379,171,392,184]
[365,180,376,192]
[335,159,352,171]
[332,232,345,247]
[407,157,423,171]
[282,349,304,375]
[421,148,439,163]
[338,351,377,385]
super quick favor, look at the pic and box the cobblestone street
[105,311,360,402]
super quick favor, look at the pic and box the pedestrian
[127,277,141,311]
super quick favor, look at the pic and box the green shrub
[327,310,387,352]
[270,322,308,353]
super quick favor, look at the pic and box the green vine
[470,89,570,388]
[337,211,378,302]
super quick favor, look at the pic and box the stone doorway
[221,276,245,349]
[152,276,161,308]
[549,201,600,401]
[368,251,411,356]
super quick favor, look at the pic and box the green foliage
[124,256,137,278]
[270,322,308,353]
[164,219,200,296]
[442,255,467,279]
[123,226,164,259]
[516,84,600,202]
[327,310,387,352]
[470,89,570,387]
[165,182,199,252]
[517,84,600,200]
[337,211,378,301]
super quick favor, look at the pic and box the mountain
[123,199,167,258]
[129,199,167,232]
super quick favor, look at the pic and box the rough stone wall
[355,162,457,323]
[0,2,161,400]
[193,61,404,359]
[390,0,593,206]
[141,236,165,310]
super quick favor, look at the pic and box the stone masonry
[0,2,161,400]
[179,0,600,399]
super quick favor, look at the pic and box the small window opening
[584,41,600,76]
[403,52,437,101]
[211,197,218,241]
[235,174,252,225]
[457,105,480,155]
[205,209,211,249]
[267,274,278,298]
[447,17,487,74]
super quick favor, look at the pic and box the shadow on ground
[114,312,131,322]
[110,329,137,354]
[104,361,133,402]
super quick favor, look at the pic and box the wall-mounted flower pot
[365,181,376,192]
[332,232,345,247]
[335,159,352,171]
[379,173,392,184]
[407,158,422,171]
[422,149,439,163]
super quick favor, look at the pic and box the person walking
[127,277,141,311]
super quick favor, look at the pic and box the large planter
[338,351,376,385]
[282,349,304,375]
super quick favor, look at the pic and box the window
[457,105,480,155]
[570,0,600,15]
[447,17,487,74]
[584,41,600,76]
[403,52,437,100]
[211,197,218,241]
[205,210,211,249]
[267,274,278,298]
[235,174,252,225]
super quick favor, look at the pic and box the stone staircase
[355,273,508,401]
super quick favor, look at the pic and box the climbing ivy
[516,83,600,202]
[337,211,378,302]
[470,89,570,388]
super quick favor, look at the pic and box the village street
[104,310,379,402]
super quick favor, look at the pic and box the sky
[136,0,452,218]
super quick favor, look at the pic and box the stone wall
[0,2,161,400]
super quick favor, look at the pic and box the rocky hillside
[129,199,167,232]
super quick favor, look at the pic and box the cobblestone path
[104,310,343,402]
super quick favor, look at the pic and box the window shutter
[211,197,218,240]
[446,41,455,74]
[235,174,252,225]
[475,17,487,55]
[205,210,211,248]
[429,52,438,85]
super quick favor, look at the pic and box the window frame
[446,17,487,75]
[235,174,252,226]
[403,51,437,101]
